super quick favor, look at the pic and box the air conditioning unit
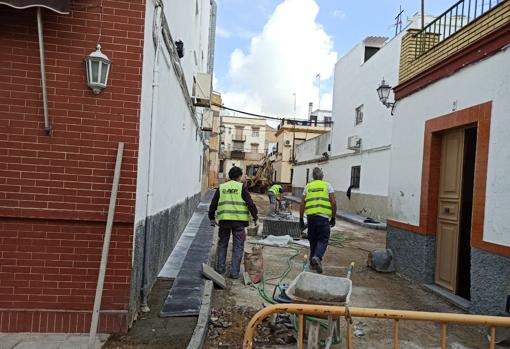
[347,136,361,150]
[193,73,212,107]
[284,140,291,146]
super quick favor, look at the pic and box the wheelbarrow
[277,263,355,348]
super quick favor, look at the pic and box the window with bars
[355,105,363,125]
[350,166,361,189]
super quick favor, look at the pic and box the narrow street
[204,194,500,348]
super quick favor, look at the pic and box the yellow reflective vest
[268,184,282,195]
[304,180,332,217]
[217,180,249,222]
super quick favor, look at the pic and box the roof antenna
[394,5,404,37]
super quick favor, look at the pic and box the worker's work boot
[311,256,323,274]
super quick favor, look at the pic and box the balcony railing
[232,135,246,142]
[231,150,245,159]
[414,0,504,57]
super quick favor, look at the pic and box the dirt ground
[103,280,197,349]
[205,194,507,349]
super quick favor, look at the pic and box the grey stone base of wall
[129,192,202,324]
[471,248,510,315]
[386,226,436,284]
[388,226,510,315]
[293,187,388,221]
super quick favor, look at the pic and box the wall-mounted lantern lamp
[376,78,396,115]
[175,40,184,58]
[84,44,111,95]
[219,124,225,134]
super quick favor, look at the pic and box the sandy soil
[205,194,508,349]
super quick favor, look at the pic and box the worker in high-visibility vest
[299,167,337,274]
[209,166,258,279]
[267,183,283,213]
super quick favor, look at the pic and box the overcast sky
[213,0,448,118]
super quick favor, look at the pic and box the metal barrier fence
[243,304,510,349]
[414,0,505,57]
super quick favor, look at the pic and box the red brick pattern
[0,1,145,332]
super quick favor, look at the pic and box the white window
[252,127,260,137]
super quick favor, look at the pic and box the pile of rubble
[207,306,296,348]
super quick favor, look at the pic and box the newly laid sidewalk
[0,333,108,349]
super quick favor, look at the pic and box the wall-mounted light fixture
[84,44,111,95]
[175,40,184,58]
[376,78,396,115]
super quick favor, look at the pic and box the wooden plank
[88,142,124,349]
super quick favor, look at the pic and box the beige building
[219,116,269,180]
[272,119,330,184]
[204,92,222,188]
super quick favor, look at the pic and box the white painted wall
[135,0,214,222]
[388,48,510,247]
[294,33,402,202]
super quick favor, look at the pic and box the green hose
[253,244,341,345]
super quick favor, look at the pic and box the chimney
[308,102,313,118]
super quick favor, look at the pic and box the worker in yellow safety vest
[209,166,258,279]
[299,167,337,274]
[267,183,283,213]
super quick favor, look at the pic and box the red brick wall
[0,1,145,333]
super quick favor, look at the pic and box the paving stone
[202,263,227,289]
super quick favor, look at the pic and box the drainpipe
[36,8,51,135]
[141,3,163,313]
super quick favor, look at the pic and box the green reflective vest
[304,180,332,217]
[268,184,282,195]
[217,180,249,222]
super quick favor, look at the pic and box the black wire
[219,105,334,125]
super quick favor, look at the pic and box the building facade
[386,0,510,315]
[272,119,330,184]
[219,116,268,179]
[292,36,400,221]
[0,0,216,333]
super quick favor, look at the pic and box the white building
[386,1,510,315]
[133,0,216,310]
[292,35,399,221]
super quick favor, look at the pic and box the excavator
[245,155,273,193]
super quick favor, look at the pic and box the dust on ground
[205,193,506,349]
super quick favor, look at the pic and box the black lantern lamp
[85,44,111,95]
[377,78,396,115]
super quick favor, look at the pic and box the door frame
[421,102,491,252]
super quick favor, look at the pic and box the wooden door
[435,129,465,292]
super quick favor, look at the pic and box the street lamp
[84,44,111,95]
[376,78,396,115]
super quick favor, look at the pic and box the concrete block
[202,263,227,289]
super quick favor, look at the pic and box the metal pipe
[242,304,510,348]
[393,319,399,349]
[36,8,51,135]
[421,0,425,29]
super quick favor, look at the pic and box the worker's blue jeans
[215,226,246,277]
[307,215,331,260]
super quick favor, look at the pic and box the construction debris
[202,263,227,289]
[254,234,310,248]
[367,248,396,273]
[244,246,264,284]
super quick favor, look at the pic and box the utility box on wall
[193,73,212,107]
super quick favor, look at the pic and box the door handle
[443,207,451,214]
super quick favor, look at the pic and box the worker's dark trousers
[307,215,331,260]
[216,226,246,277]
